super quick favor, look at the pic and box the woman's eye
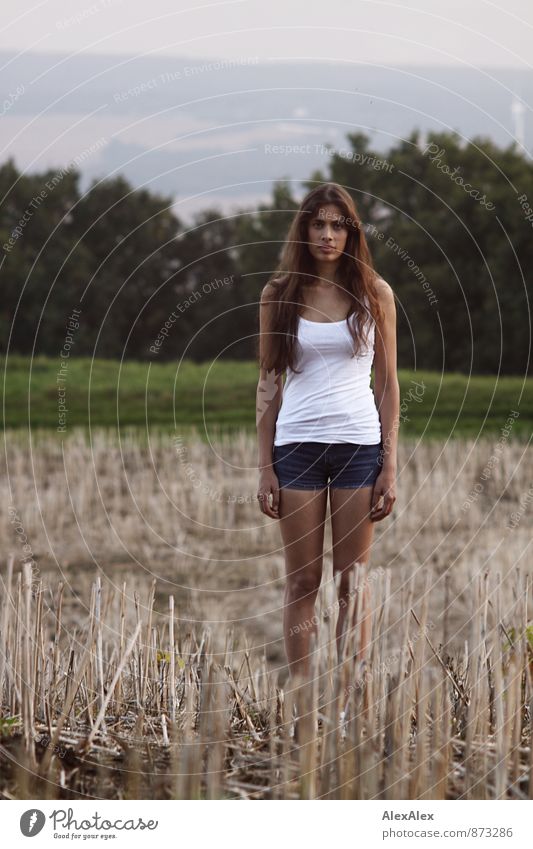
[312,220,344,230]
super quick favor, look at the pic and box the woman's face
[306,203,349,268]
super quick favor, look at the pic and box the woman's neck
[311,260,342,286]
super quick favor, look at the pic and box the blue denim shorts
[272,441,384,490]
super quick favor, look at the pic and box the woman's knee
[285,565,322,602]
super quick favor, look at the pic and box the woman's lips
[319,245,335,252]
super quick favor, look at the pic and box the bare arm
[256,284,284,516]
[370,277,399,519]
[256,373,283,470]
[256,283,283,467]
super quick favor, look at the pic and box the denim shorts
[272,441,384,490]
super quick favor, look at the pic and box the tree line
[1,128,532,374]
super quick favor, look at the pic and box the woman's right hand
[257,469,280,519]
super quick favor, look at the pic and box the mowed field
[1,420,532,799]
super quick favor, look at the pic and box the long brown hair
[258,182,383,373]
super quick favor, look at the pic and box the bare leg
[329,486,376,666]
[278,487,328,680]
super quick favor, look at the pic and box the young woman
[256,182,399,681]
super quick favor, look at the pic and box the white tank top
[273,311,382,446]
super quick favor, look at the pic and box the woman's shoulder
[261,275,287,301]
[373,274,394,302]
[370,275,395,320]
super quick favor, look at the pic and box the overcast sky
[2,0,532,67]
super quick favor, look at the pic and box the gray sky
[2,0,532,67]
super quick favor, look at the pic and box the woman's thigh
[329,486,376,576]
[278,487,328,593]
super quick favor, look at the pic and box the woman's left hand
[370,469,396,521]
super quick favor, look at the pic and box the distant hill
[2,51,531,219]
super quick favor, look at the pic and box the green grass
[1,355,531,440]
